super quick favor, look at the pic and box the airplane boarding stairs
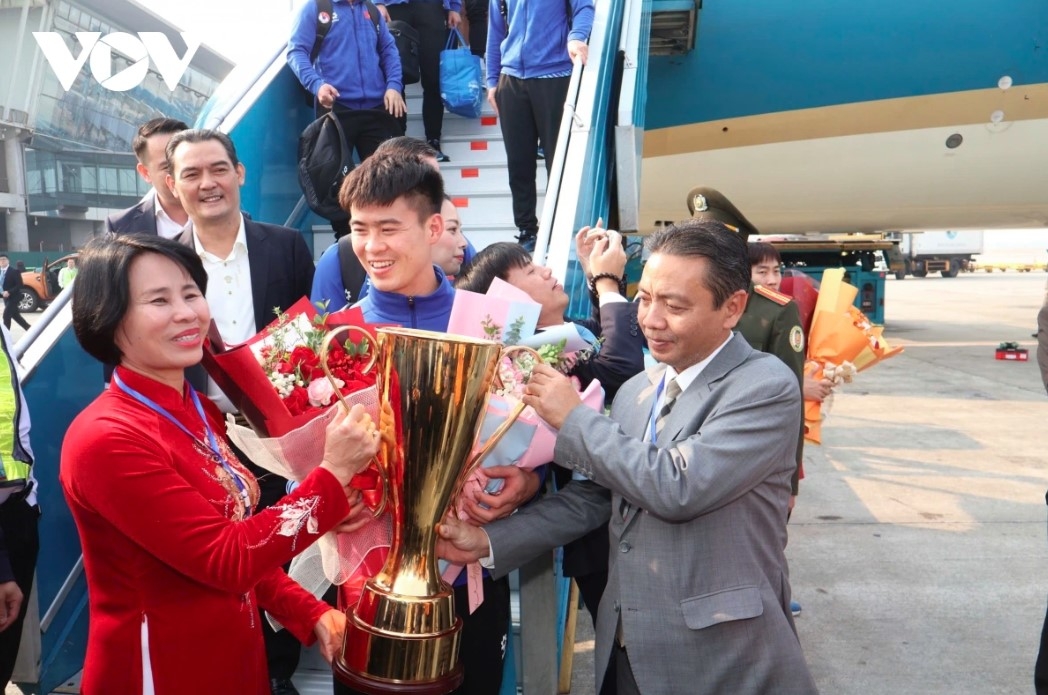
[401,82,547,250]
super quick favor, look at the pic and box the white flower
[268,372,296,398]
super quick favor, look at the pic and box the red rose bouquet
[201,297,395,601]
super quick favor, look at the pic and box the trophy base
[334,598,463,695]
[333,657,463,695]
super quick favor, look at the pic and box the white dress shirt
[147,189,185,240]
[191,216,255,413]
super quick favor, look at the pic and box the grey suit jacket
[486,332,817,694]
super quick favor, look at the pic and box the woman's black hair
[72,234,208,365]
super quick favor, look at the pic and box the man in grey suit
[439,220,817,695]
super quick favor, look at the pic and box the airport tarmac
[8,271,1048,695]
[566,270,1048,695]
[787,271,1047,695]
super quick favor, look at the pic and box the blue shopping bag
[440,29,484,119]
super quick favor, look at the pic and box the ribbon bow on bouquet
[804,269,903,444]
[200,297,397,609]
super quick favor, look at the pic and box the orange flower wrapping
[803,270,902,444]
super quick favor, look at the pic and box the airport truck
[889,230,984,279]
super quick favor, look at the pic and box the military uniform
[735,284,806,494]
[686,185,806,494]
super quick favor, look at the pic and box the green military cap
[686,186,760,241]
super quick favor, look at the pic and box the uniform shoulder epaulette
[753,284,792,306]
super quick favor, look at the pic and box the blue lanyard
[112,373,252,516]
[648,376,667,443]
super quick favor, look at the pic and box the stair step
[452,191,545,229]
[399,80,544,251]
[404,95,497,118]
[405,112,502,137]
[441,163,549,196]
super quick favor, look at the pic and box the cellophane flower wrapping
[804,269,903,444]
[201,297,396,609]
[440,302,606,610]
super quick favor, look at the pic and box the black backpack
[388,20,421,85]
[337,235,369,305]
[311,0,420,86]
[297,111,351,222]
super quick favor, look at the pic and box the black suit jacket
[178,217,316,333]
[105,196,159,236]
[1,266,22,294]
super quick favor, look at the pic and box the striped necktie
[619,377,684,520]
[655,377,682,437]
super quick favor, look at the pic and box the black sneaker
[427,139,450,163]
[516,229,537,252]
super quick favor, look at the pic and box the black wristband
[588,272,623,296]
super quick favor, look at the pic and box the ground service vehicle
[19,253,77,312]
[888,231,984,279]
[768,236,895,325]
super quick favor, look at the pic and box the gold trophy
[333,327,534,694]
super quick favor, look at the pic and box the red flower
[285,386,310,415]
[288,345,323,379]
[341,376,371,394]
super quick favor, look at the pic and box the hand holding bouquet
[442,287,606,611]
[201,297,397,598]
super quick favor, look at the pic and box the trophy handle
[319,325,388,518]
[460,345,545,481]
[319,325,379,403]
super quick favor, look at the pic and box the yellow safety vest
[0,328,31,496]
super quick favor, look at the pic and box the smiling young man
[165,128,316,695]
[337,151,526,695]
[337,151,454,330]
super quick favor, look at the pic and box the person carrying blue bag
[441,29,485,119]
[486,0,594,251]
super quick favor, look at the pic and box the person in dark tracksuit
[486,0,594,251]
